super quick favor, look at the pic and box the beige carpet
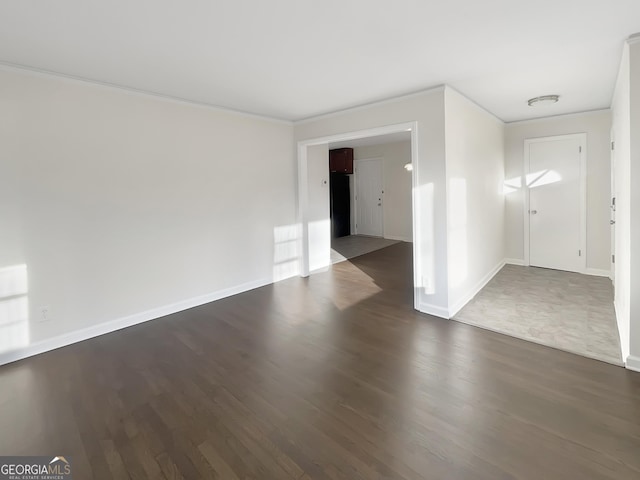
[454,265,623,365]
[330,235,401,264]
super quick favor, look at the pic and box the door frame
[523,133,587,272]
[354,157,384,237]
[297,121,419,308]
[610,128,616,283]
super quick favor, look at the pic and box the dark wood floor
[1,243,639,479]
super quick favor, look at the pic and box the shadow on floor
[330,235,399,264]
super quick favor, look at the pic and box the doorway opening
[354,157,384,238]
[297,122,420,309]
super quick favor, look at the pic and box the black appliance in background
[330,173,350,238]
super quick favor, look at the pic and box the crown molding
[504,108,611,126]
[0,61,293,126]
[294,85,446,125]
[627,33,640,45]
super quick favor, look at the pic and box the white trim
[614,299,630,361]
[610,126,616,284]
[384,235,413,242]
[523,142,530,266]
[626,355,640,372]
[504,258,526,266]
[584,268,612,277]
[418,301,450,319]
[579,136,588,272]
[523,133,587,273]
[295,86,445,124]
[297,142,311,277]
[297,121,421,311]
[298,122,416,148]
[627,33,640,45]
[448,260,505,318]
[0,277,272,367]
[409,123,421,311]
[504,108,610,126]
[510,261,609,279]
[0,61,292,126]
[502,259,608,277]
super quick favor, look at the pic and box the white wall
[444,88,505,315]
[0,67,297,363]
[295,88,450,317]
[628,38,640,369]
[306,144,330,271]
[504,110,612,272]
[353,140,412,242]
[611,43,631,363]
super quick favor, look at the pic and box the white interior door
[355,158,383,237]
[527,135,585,273]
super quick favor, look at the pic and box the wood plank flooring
[1,242,639,479]
[330,235,399,264]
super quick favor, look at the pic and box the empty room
[1,1,640,479]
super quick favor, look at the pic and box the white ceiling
[1,1,639,122]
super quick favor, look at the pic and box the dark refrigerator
[330,173,350,238]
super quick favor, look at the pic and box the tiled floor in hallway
[454,265,621,364]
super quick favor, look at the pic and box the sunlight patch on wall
[502,176,522,195]
[308,219,331,273]
[415,183,435,294]
[503,170,562,194]
[526,170,562,189]
[273,224,301,282]
[0,265,30,353]
[448,178,468,288]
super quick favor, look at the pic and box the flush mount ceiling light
[527,95,560,107]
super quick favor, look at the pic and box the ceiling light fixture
[528,95,560,107]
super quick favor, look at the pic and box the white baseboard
[584,268,611,277]
[418,301,449,319]
[504,258,525,266]
[614,300,630,361]
[625,355,640,372]
[384,235,413,243]
[504,259,611,279]
[0,277,273,367]
[626,355,640,373]
[448,260,505,318]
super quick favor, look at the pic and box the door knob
[610,220,616,225]
[530,210,537,215]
